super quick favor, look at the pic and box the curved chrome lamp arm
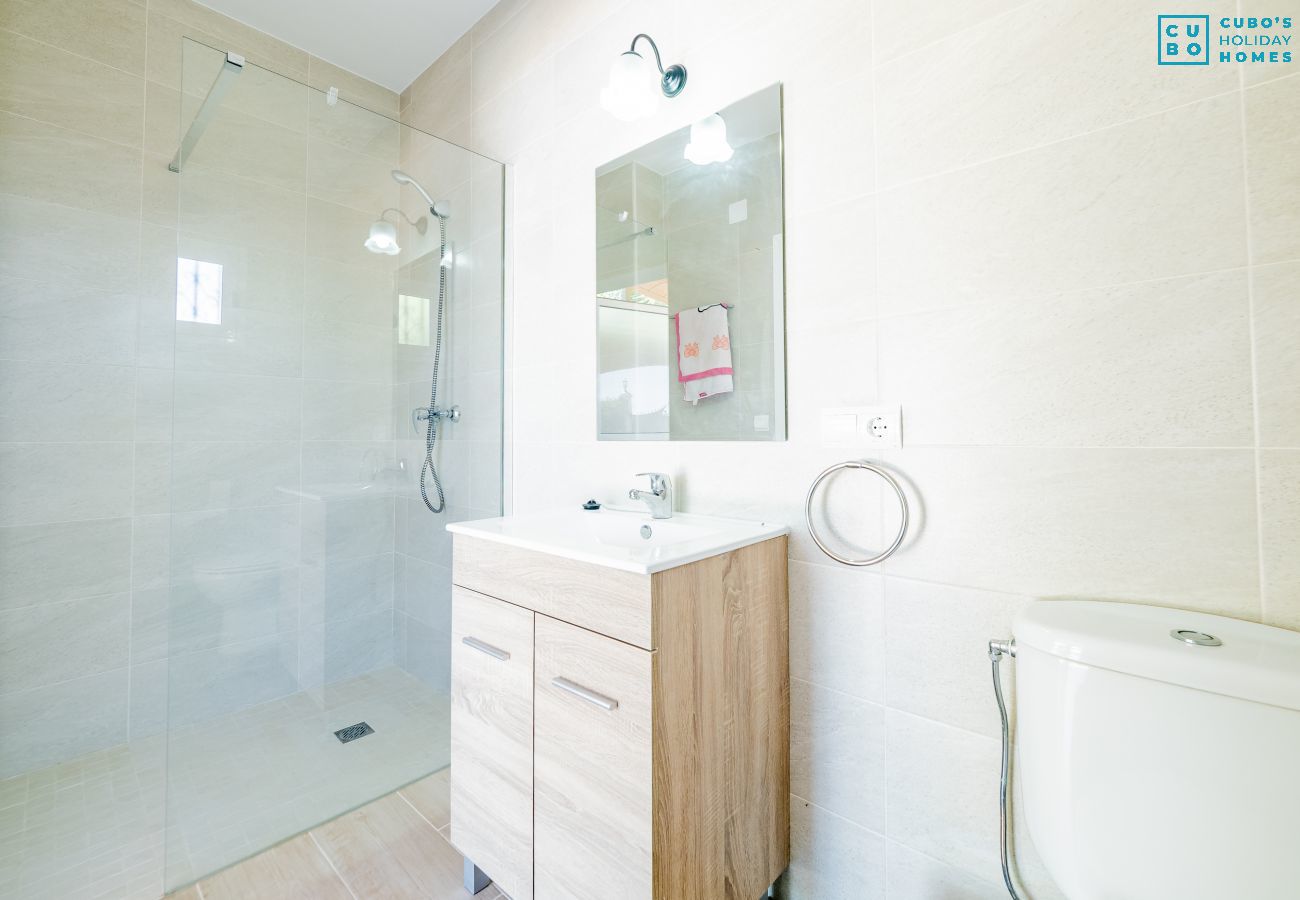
[379,207,428,235]
[627,33,687,97]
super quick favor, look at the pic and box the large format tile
[877,269,1254,447]
[0,518,131,609]
[0,29,144,148]
[0,443,133,526]
[884,840,1005,900]
[880,447,1261,613]
[1253,261,1300,448]
[166,441,302,511]
[782,797,886,899]
[790,679,887,833]
[884,577,1025,738]
[871,0,1030,64]
[169,505,301,576]
[886,709,1001,885]
[197,833,351,900]
[1260,450,1300,631]
[877,93,1246,313]
[1245,73,1300,264]
[0,274,138,366]
[310,791,466,899]
[0,668,128,778]
[0,111,142,218]
[0,0,147,75]
[0,196,140,293]
[171,371,302,441]
[789,560,884,702]
[0,360,136,442]
[874,0,1237,186]
[0,593,129,693]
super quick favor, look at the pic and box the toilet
[1014,600,1300,899]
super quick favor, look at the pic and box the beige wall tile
[308,55,399,117]
[879,447,1262,613]
[1245,73,1300,264]
[789,560,884,701]
[877,92,1247,313]
[871,0,1028,64]
[0,518,132,610]
[791,678,887,832]
[0,29,145,147]
[0,443,133,526]
[0,593,129,692]
[1253,260,1300,447]
[783,796,887,897]
[0,111,142,218]
[0,0,146,74]
[883,577,1026,738]
[0,195,140,292]
[884,839,1006,900]
[878,270,1255,447]
[1260,450,1300,631]
[874,0,1238,186]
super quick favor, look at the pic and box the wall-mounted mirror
[595,83,785,441]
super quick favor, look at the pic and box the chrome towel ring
[804,460,909,566]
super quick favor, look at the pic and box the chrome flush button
[1170,628,1222,647]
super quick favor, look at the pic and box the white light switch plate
[820,405,903,449]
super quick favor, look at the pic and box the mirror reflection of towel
[674,304,733,403]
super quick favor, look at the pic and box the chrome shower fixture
[392,169,449,218]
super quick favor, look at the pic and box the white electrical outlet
[820,405,903,449]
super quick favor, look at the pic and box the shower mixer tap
[412,406,460,434]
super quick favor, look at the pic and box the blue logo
[1158,15,1211,64]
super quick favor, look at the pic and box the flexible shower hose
[419,214,448,514]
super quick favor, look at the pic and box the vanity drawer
[533,614,653,900]
[453,535,654,649]
[450,586,534,900]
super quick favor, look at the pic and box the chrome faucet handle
[634,472,670,496]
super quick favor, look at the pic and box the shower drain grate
[333,722,375,744]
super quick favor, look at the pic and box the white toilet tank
[1014,600,1300,900]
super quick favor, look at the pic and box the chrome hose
[989,639,1027,900]
[419,214,448,514]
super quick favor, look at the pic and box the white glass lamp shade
[364,219,400,255]
[684,113,734,165]
[600,50,660,121]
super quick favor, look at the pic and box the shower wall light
[364,207,427,256]
[600,33,687,121]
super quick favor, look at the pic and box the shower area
[0,37,503,899]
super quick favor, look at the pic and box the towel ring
[804,460,909,567]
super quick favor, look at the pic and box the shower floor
[0,666,449,900]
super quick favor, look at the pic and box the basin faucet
[629,472,673,519]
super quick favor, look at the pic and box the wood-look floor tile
[197,833,352,900]
[399,767,451,829]
[312,791,473,899]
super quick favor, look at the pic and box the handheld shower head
[391,170,448,218]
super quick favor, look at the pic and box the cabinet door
[450,587,534,900]
[533,614,653,900]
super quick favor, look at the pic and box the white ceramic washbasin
[446,507,787,574]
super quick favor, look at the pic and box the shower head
[392,170,449,219]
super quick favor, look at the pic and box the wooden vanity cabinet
[449,534,789,900]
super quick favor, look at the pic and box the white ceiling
[196,0,497,92]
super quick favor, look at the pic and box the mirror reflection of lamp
[684,113,734,165]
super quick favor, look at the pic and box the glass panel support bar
[169,51,244,173]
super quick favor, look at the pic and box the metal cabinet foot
[463,858,491,894]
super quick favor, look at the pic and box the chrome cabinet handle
[551,677,619,711]
[462,636,509,661]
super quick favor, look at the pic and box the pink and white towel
[674,303,733,403]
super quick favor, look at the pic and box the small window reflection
[176,257,223,324]
[398,294,430,346]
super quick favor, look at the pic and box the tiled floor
[166,769,509,900]
[0,666,450,900]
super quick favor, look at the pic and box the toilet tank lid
[1015,600,1300,712]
